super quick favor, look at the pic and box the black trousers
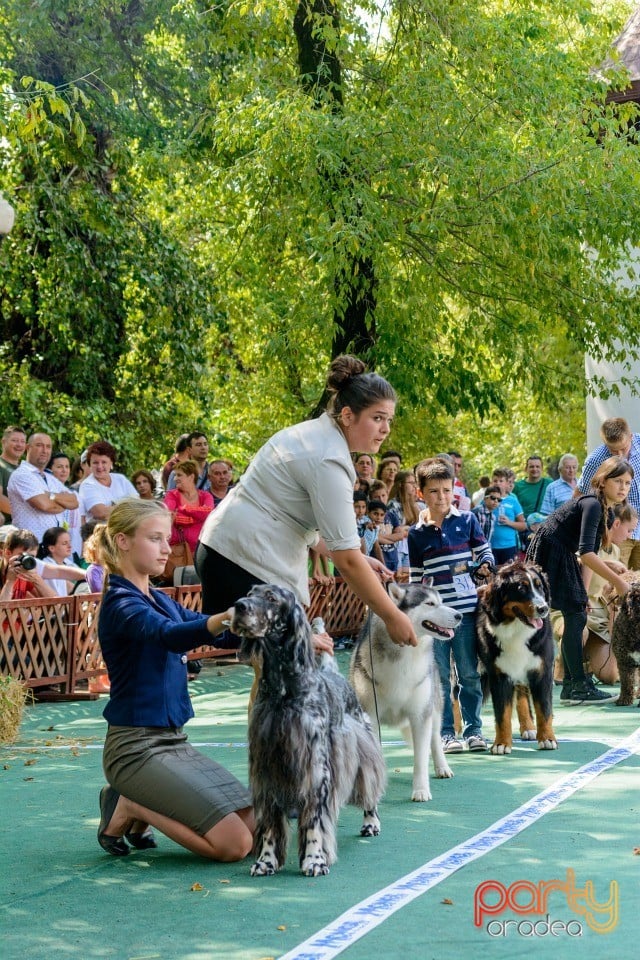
[195,542,265,611]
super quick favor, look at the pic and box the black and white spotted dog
[231,584,387,877]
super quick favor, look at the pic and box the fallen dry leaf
[190,882,204,891]
[441,898,454,905]
[394,768,401,773]
[23,777,34,781]
[24,759,37,766]
[218,879,230,884]
[633,847,640,856]
[3,764,10,770]
[277,925,286,931]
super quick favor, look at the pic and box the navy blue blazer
[99,575,214,728]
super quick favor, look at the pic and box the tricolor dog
[476,560,557,754]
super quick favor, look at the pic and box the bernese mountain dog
[476,559,557,754]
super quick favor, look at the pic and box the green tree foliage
[0,0,639,472]
[0,0,220,466]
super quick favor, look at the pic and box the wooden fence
[0,579,367,699]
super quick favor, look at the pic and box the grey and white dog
[232,584,387,877]
[350,581,461,801]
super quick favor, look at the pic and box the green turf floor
[1,655,639,960]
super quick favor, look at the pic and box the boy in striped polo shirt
[408,459,494,753]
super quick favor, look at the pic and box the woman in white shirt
[78,441,138,524]
[196,355,417,649]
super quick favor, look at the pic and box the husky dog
[349,580,461,802]
[232,584,386,877]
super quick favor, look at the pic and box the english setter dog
[232,584,386,877]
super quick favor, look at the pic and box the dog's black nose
[453,611,463,624]
[235,598,249,614]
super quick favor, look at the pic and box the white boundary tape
[278,725,640,960]
[16,734,636,751]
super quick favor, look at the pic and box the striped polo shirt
[408,506,494,614]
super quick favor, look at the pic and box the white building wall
[585,244,640,450]
[585,354,640,449]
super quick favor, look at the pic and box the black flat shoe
[125,829,158,850]
[98,832,130,856]
[98,785,129,856]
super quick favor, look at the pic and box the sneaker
[559,679,573,703]
[442,735,464,754]
[466,734,489,752]
[565,678,618,705]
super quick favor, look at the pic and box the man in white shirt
[7,433,79,544]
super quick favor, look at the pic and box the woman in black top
[527,456,632,704]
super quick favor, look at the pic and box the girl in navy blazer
[95,498,254,859]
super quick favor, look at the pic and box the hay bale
[0,676,28,745]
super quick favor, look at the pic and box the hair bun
[326,354,366,393]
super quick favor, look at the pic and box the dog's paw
[411,787,432,802]
[434,763,454,779]
[301,857,329,877]
[616,697,634,707]
[520,729,537,741]
[250,859,277,876]
[360,817,380,837]
[537,738,558,751]
[490,742,512,755]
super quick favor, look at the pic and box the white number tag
[452,572,475,596]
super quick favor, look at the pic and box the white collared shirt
[7,462,69,543]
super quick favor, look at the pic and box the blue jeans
[433,611,483,739]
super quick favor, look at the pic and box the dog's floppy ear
[288,598,310,639]
[476,582,489,609]
[478,578,503,625]
[287,598,317,669]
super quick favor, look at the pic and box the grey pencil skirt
[103,724,252,836]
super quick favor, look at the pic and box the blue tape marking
[278,725,640,960]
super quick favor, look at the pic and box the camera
[16,554,37,571]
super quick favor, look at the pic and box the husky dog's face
[388,581,461,639]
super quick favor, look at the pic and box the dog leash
[366,603,383,744]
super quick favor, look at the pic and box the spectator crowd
[1,414,639,747]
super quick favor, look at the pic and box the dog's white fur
[350,580,461,801]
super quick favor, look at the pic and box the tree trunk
[294,1,377,417]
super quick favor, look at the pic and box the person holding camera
[0,527,86,600]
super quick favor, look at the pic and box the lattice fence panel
[72,594,106,679]
[0,598,71,688]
